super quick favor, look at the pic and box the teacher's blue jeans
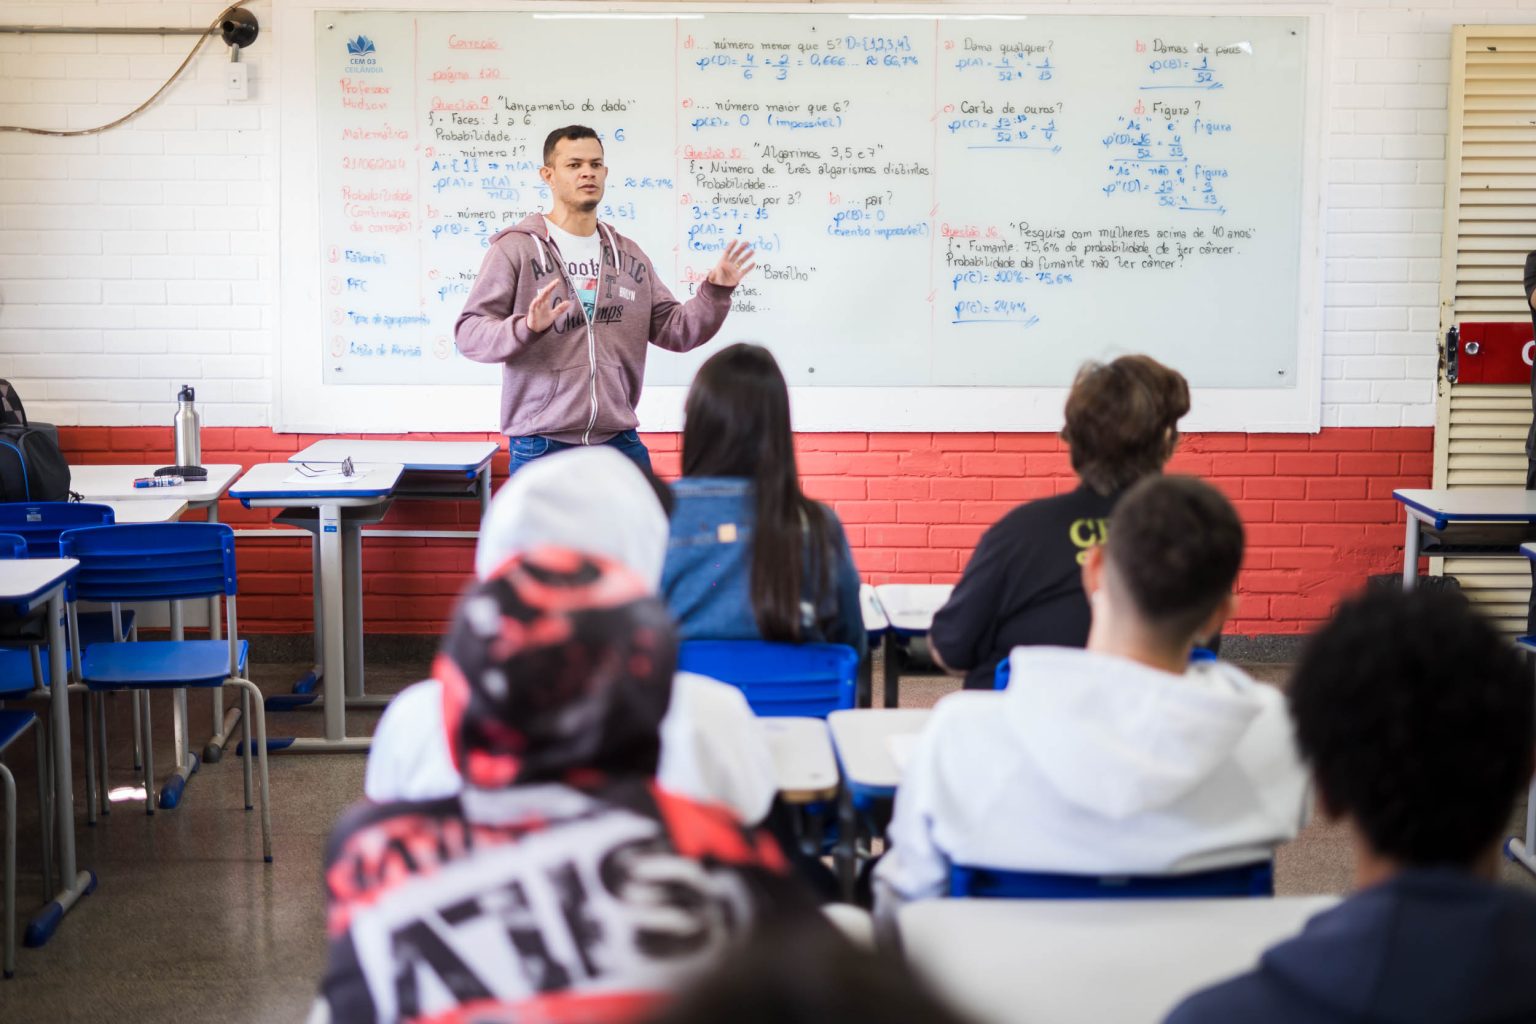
[506,429,653,476]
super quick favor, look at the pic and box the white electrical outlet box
[226,62,249,101]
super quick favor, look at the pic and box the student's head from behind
[642,921,980,1024]
[1061,355,1190,496]
[437,547,678,790]
[476,446,670,588]
[540,124,606,212]
[1083,475,1243,655]
[681,342,833,643]
[1289,587,1534,875]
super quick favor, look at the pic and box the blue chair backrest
[949,861,1274,900]
[676,640,858,718]
[0,502,116,558]
[59,523,238,603]
[0,533,26,559]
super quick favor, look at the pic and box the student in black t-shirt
[929,355,1191,689]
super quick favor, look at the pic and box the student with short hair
[929,354,1190,689]
[661,343,866,657]
[313,550,820,1024]
[875,476,1307,916]
[1165,587,1536,1024]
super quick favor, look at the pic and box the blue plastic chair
[949,860,1274,900]
[0,535,23,560]
[0,503,147,802]
[59,523,272,861]
[676,641,859,718]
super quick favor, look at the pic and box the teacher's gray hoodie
[875,647,1309,914]
[455,214,733,443]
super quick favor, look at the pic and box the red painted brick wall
[60,426,1433,636]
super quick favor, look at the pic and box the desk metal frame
[230,463,403,753]
[1,561,95,945]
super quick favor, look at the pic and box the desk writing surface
[71,464,243,504]
[758,716,840,802]
[0,558,78,605]
[900,896,1337,1024]
[103,498,189,524]
[828,708,932,791]
[230,462,405,501]
[1393,488,1536,521]
[290,439,498,472]
[874,584,954,633]
[859,583,889,635]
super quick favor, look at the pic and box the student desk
[758,716,839,804]
[100,498,190,524]
[71,465,244,765]
[899,896,1338,1024]
[827,707,932,896]
[288,439,497,517]
[858,583,889,708]
[872,584,952,708]
[229,462,404,753]
[274,440,499,705]
[0,559,94,946]
[1393,488,1536,587]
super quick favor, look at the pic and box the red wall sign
[1453,321,1536,385]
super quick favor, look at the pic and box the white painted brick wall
[1,0,1532,430]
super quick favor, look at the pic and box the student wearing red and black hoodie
[309,549,822,1024]
[455,125,755,475]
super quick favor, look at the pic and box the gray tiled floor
[0,652,1529,1021]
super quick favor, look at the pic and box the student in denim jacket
[661,344,866,658]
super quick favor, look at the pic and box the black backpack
[0,379,71,503]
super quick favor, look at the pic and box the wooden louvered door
[1434,25,1536,634]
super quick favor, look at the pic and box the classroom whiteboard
[276,4,1323,432]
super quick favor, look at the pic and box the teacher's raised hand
[706,240,757,288]
[525,280,574,333]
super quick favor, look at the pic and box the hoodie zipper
[538,224,603,446]
[580,225,609,445]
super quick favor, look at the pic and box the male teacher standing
[455,125,755,473]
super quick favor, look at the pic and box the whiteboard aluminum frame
[276,1,1327,434]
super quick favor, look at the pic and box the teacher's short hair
[1062,354,1189,495]
[543,124,602,165]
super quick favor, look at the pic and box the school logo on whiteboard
[344,35,381,73]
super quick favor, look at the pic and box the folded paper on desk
[283,467,372,485]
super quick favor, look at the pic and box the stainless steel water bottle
[173,385,202,468]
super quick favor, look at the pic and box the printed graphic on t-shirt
[565,259,599,323]
[1068,517,1110,565]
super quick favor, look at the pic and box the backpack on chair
[0,379,72,503]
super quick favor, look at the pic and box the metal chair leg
[140,692,154,816]
[95,694,110,817]
[230,680,271,862]
[2,761,15,979]
[81,694,97,826]
[33,722,52,898]
[239,687,252,811]
[130,688,142,772]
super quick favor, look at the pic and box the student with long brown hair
[661,343,866,656]
[929,354,1190,689]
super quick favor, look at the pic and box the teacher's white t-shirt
[544,218,602,322]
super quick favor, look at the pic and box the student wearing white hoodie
[875,475,1308,915]
[364,446,779,828]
